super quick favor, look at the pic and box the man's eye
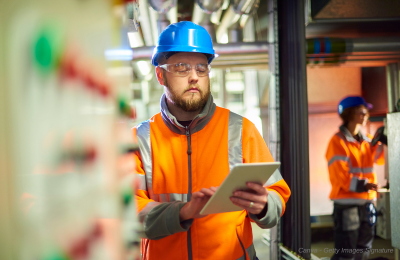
[197,65,207,71]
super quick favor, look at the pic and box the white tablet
[200,162,280,215]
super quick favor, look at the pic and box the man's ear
[155,67,165,86]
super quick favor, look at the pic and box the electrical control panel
[0,0,140,259]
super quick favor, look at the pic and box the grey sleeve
[249,191,283,229]
[349,177,368,193]
[139,201,193,240]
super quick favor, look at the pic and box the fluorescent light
[104,49,133,61]
[137,61,151,75]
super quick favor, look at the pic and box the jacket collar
[160,93,216,135]
[339,125,371,143]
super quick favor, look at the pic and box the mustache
[183,84,202,94]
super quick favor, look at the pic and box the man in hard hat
[133,21,290,260]
[326,96,385,260]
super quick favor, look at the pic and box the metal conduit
[132,38,400,62]
[131,42,269,61]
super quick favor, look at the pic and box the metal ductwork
[131,41,269,68]
[216,6,241,41]
[216,0,259,42]
[201,16,217,43]
[148,0,176,13]
[231,0,260,15]
[227,21,243,43]
[157,12,170,35]
[148,0,177,38]
[196,0,225,14]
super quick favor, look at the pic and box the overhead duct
[201,15,217,43]
[193,0,225,42]
[196,0,225,14]
[231,0,260,15]
[227,21,243,43]
[216,6,241,42]
[192,3,206,25]
[216,0,259,42]
[157,13,170,35]
[148,0,176,37]
[131,41,269,68]
[148,0,176,14]
[138,0,154,46]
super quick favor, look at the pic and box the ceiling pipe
[131,41,269,60]
[148,0,176,39]
[192,3,206,25]
[148,8,159,45]
[227,21,243,43]
[196,0,225,14]
[138,0,154,46]
[167,6,178,23]
[157,12,171,35]
[216,0,260,42]
[231,0,260,15]
[216,6,241,42]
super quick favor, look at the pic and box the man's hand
[230,182,268,215]
[179,187,217,222]
[365,183,378,191]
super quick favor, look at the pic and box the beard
[164,77,211,112]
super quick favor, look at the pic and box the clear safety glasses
[158,63,211,77]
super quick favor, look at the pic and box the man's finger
[230,197,262,214]
[210,186,218,192]
[199,188,215,197]
[246,182,267,195]
[233,190,259,202]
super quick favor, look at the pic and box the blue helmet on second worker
[338,96,373,115]
[151,21,217,66]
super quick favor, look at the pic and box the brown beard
[164,76,211,112]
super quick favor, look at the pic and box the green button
[43,251,69,260]
[32,25,65,74]
[118,97,133,117]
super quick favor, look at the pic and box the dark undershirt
[178,120,192,127]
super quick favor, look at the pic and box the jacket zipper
[185,126,193,260]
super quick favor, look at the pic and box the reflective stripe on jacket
[133,94,291,260]
[326,125,384,204]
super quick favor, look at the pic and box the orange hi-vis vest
[133,94,291,260]
[326,125,384,204]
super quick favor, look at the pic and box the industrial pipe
[131,41,269,61]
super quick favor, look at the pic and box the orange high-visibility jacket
[326,125,384,204]
[133,94,291,260]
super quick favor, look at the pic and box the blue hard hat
[151,21,217,66]
[338,96,373,115]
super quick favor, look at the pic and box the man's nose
[188,67,199,83]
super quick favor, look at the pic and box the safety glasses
[158,63,211,77]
